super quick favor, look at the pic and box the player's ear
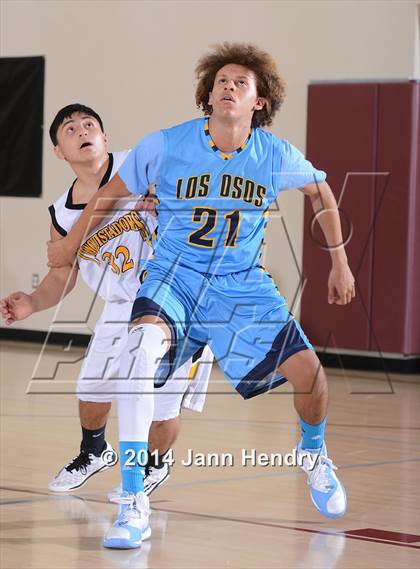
[53,145,65,161]
[253,97,266,111]
[208,91,213,107]
[103,132,108,145]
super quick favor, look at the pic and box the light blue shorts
[131,260,312,399]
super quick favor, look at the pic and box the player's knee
[76,391,113,404]
[129,315,171,341]
[311,361,328,393]
[299,353,324,376]
[306,367,328,403]
[279,350,328,396]
[151,419,168,429]
[117,323,170,395]
[128,322,170,361]
[152,408,181,422]
[129,315,146,330]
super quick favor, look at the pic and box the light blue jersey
[119,117,325,397]
[119,118,326,275]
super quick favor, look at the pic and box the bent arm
[48,174,130,267]
[47,131,164,268]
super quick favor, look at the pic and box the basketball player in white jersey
[0,104,213,503]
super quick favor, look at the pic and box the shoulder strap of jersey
[48,204,67,236]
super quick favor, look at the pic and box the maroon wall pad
[372,83,420,354]
[301,81,419,357]
[302,84,378,351]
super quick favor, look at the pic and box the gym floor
[1,341,419,568]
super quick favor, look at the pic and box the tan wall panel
[0,0,417,331]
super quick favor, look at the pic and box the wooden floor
[1,340,419,568]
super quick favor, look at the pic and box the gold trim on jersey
[203,118,251,160]
[78,211,150,264]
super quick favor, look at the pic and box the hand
[47,237,75,268]
[328,264,355,305]
[0,292,35,325]
[135,185,159,217]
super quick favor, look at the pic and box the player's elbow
[301,180,329,197]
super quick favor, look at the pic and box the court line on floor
[182,417,416,429]
[165,456,420,488]
[326,430,420,450]
[2,487,418,551]
[0,486,170,507]
[2,413,419,431]
[188,420,420,450]
[151,504,420,550]
[2,463,419,553]
[3,455,417,506]
[182,417,420,433]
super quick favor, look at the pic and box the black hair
[49,103,104,145]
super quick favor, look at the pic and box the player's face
[208,64,266,123]
[54,113,107,163]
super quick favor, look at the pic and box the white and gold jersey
[49,151,157,302]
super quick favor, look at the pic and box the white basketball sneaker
[48,441,117,492]
[144,463,170,495]
[297,442,347,518]
[103,491,151,549]
[111,462,170,497]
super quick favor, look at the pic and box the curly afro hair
[195,42,287,128]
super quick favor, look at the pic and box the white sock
[117,323,168,494]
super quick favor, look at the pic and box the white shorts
[153,344,213,420]
[77,301,213,420]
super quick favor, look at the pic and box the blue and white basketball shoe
[103,491,151,549]
[297,442,347,518]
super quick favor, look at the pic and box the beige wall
[1,0,418,333]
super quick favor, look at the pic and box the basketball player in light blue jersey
[48,43,355,548]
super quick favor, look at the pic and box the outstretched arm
[0,225,79,325]
[300,181,355,305]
